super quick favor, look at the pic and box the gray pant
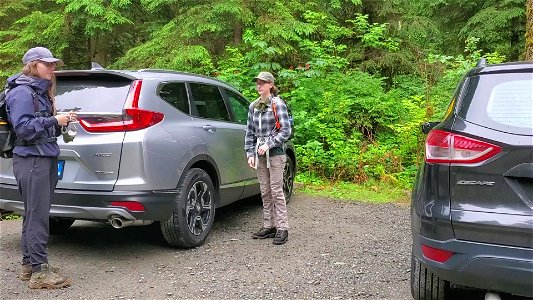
[256,155,289,230]
[13,155,58,272]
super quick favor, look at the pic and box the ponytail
[270,85,279,96]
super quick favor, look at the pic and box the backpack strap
[272,99,281,130]
[24,86,40,114]
[13,86,56,147]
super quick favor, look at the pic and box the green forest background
[0,0,530,194]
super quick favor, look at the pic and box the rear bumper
[0,183,176,221]
[412,233,533,297]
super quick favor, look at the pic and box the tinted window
[225,89,249,124]
[459,73,533,135]
[159,82,190,114]
[56,79,131,113]
[190,83,229,121]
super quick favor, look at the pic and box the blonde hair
[22,61,57,115]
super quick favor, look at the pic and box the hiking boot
[273,229,288,245]
[28,264,72,289]
[252,227,276,239]
[20,263,61,281]
[19,264,32,281]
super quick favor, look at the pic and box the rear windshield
[459,72,533,135]
[55,79,131,113]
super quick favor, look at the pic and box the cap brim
[39,57,64,67]
[253,77,273,83]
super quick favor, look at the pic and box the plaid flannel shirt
[244,96,291,158]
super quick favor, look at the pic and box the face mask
[61,122,77,143]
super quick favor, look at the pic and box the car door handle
[202,125,216,133]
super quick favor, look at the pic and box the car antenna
[476,58,487,68]
[91,62,105,70]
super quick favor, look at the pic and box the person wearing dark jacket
[5,47,75,289]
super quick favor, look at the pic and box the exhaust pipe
[108,216,153,229]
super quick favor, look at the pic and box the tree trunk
[526,0,533,60]
[233,21,243,44]
[88,34,108,67]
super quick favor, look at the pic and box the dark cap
[253,71,275,83]
[22,47,64,66]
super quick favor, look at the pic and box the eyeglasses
[40,61,57,68]
[256,80,271,86]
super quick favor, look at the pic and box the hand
[55,114,70,126]
[257,144,269,156]
[67,111,77,122]
[247,157,255,168]
[55,111,77,126]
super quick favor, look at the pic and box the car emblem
[456,180,495,186]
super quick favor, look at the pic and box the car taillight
[78,80,164,133]
[421,244,454,263]
[425,129,502,164]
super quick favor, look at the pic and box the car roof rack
[137,69,238,88]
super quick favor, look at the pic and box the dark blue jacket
[5,74,60,157]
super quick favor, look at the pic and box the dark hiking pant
[13,155,58,272]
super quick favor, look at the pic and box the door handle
[202,125,216,133]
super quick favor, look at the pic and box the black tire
[411,254,451,300]
[283,154,295,203]
[160,168,216,248]
[49,218,74,235]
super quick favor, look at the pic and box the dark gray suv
[0,69,296,248]
[410,60,532,299]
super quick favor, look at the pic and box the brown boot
[19,264,32,281]
[20,263,61,281]
[28,264,72,289]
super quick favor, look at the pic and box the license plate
[58,160,65,180]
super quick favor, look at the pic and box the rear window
[458,72,533,135]
[55,79,131,113]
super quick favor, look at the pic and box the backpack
[271,97,294,140]
[0,86,39,158]
[0,88,15,158]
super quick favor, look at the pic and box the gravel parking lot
[0,191,414,300]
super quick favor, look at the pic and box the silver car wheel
[186,181,212,236]
[161,168,216,248]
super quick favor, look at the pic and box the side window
[189,83,230,121]
[158,82,190,114]
[225,89,250,125]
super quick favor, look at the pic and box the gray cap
[22,47,64,66]
[253,71,275,83]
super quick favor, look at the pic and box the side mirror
[421,122,440,134]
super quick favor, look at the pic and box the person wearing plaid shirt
[245,71,291,245]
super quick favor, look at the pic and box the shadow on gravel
[47,196,262,252]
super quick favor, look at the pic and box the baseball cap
[253,71,275,83]
[22,47,64,66]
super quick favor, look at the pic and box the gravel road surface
[0,192,419,299]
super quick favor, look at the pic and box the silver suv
[0,69,296,248]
